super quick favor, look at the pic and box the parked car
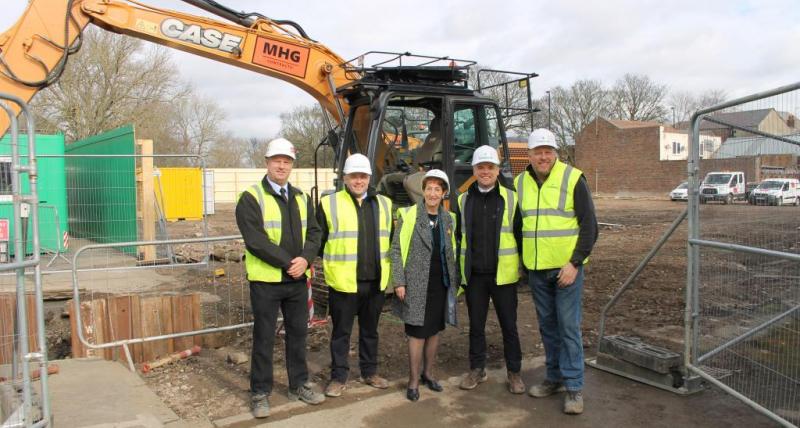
[670,182,688,201]
[744,182,759,200]
[748,178,800,206]
[699,171,746,204]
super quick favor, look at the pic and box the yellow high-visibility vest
[515,160,586,270]
[321,190,393,292]
[240,183,308,282]
[457,186,519,285]
[398,204,456,268]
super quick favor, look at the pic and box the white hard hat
[422,169,449,191]
[528,128,558,150]
[343,153,372,175]
[265,138,297,159]
[471,145,500,165]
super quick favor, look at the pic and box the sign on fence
[0,218,8,263]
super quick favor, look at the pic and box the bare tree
[609,73,668,122]
[243,137,271,168]
[278,104,333,168]
[668,89,728,125]
[549,79,609,158]
[163,91,227,164]
[30,28,186,142]
[206,133,249,167]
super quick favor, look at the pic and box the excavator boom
[0,0,350,138]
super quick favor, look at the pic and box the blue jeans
[528,266,584,391]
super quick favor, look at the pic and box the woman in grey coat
[390,169,459,402]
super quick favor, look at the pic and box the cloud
[2,0,799,137]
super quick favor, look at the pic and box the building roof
[608,119,662,129]
[698,108,773,130]
[711,132,800,158]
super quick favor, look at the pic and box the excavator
[0,0,538,205]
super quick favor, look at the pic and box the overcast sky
[3,0,799,138]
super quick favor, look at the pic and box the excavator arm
[0,0,351,138]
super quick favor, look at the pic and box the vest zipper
[534,185,540,271]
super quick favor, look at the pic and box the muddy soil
[48,197,799,424]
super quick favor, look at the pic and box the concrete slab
[216,357,775,428]
[48,358,182,428]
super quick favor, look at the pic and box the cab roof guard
[341,51,476,86]
[476,68,540,128]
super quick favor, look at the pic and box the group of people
[235,128,598,419]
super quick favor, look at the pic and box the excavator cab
[333,52,523,207]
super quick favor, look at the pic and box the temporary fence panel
[154,167,204,221]
[0,133,67,256]
[65,125,138,255]
[69,236,252,370]
[0,94,51,427]
[687,83,800,427]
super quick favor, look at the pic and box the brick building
[575,118,759,196]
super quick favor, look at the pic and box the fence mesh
[693,87,800,426]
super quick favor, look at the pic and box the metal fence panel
[0,94,50,428]
[687,82,800,427]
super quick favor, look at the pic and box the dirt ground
[44,197,799,424]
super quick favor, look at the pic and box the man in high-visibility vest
[317,153,393,397]
[235,138,325,419]
[516,129,597,415]
[455,145,524,394]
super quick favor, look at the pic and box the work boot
[362,374,389,389]
[507,371,525,394]
[288,384,326,405]
[563,390,584,414]
[528,379,566,398]
[325,380,346,397]
[459,368,488,390]
[250,393,269,419]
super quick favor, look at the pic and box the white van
[748,178,800,206]
[699,171,746,204]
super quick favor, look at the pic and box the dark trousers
[249,280,309,395]
[328,280,385,382]
[465,273,522,373]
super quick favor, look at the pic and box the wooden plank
[129,294,143,363]
[171,294,191,351]
[78,300,98,358]
[25,294,39,355]
[139,296,165,362]
[0,294,14,365]
[90,298,112,360]
[160,295,175,354]
[107,296,133,362]
[191,293,202,347]
[138,139,156,262]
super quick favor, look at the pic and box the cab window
[452,105,503,166]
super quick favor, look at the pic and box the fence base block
[588,348,704,396]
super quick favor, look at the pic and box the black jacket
[235,175,321,284]
[317,187,392,283]
[455,181,523,285]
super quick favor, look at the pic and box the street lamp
[546,90,552,130]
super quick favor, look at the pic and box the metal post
[0,100,34,425]
[546,90,552,130]
[685,110,703,369]
[527,78,535,132]
[3,91,50,427]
